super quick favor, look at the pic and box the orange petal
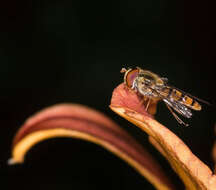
[9,103,174,190]
[110,83,216,190]
[212,124,216,173]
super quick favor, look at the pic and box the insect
[121,67,209,126]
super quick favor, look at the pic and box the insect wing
[163,98,192,118]
[145,85,193,118]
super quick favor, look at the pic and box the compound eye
[125,69,139,88]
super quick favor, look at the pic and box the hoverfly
[121,67,209,126]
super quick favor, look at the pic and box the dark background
[0,0,215,189]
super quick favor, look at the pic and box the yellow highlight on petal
[9,128,172,190]
[10,128,109,164]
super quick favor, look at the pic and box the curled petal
[110,83,216,190]
[212,124,216,173]
[10,103,174,190]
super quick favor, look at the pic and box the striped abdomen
[161,87,201,111]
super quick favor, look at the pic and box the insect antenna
[120,68,127,73]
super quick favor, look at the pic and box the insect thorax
[133,75,161,98]
[126,68,165,98]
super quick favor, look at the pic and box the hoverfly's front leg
[145,98,151,111]
[138,96,151,112]
[165,103,189,127]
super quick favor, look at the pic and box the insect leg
[145,98,151,111]
[165,102,189,127]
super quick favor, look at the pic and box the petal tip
[110,83,158,117]
[7,158,21,165]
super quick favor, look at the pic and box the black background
[0,0,216,189]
